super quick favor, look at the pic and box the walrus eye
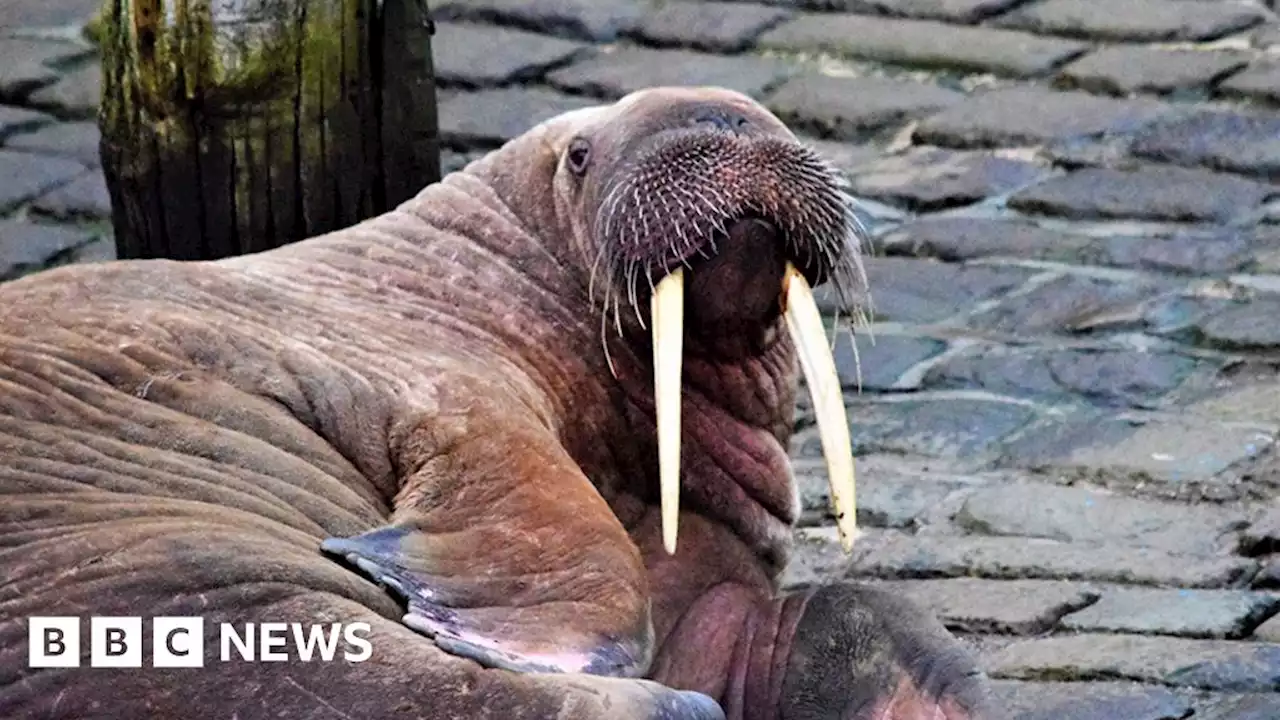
[566,138,592,176]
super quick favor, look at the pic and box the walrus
[0,86,998,719]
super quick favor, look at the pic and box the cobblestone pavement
[5,0,1280,717]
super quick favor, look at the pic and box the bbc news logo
[28,617,372,668]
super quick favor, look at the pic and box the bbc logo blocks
[91,617,142,668]
[29,617,205,668]
[153,617,205,667]
[27,616,371,667]
[27,617,79,668]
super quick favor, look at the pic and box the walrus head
[536,87,869,556]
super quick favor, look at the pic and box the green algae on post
[98,0,441,261]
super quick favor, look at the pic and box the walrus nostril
[691,109,749,132]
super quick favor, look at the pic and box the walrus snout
[584,92,869,555]
[688,106,751,133]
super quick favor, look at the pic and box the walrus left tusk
[783,263,859,552]
[652,268,685,555]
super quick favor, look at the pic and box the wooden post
[98,0,441,261]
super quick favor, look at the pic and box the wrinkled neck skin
[398,133,802,614]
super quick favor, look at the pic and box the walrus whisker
[588,241,612,310]
[834,201,874,323]
[634,189,649,246]
[843,317,866,397]
[672,223,690,259]
[627,262,645,329]
[599,179,628,252]
[599,293,620,379]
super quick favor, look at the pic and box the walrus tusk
[652,268,685,555]
[652,264,857,555]
[783,263,859,553]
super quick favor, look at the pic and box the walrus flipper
[322,525,654,678]
[319,395,658,681]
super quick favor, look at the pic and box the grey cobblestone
[0,149,85,212]
[1254,559,1280,590]
[632,2,792,53]
[1195,693,1280,720]
[858,256,1037,324]
[805,139,881,174]
[758,13,1088,77]
[988,634,1280,691]
[5,120,101,167]
[880,216,1096,263]
[0,105,53,141]
[851,532,1259,588]
[966,273,1166,336]
[1241,507,1280,556]
[26,61,99,119]
[779,526,858,588]
[764,74,963,140]
[1184,372,1280,427]
[1057,47,1250,97]
[1059,586,1280,639]
[1142,294,1240,343]
[915,87,1171,148]
[832,333,948,391]
[0,219,94,280]
[992,680,1193,720]
[1255,614,1280,641]
[1129,110,1280,179]
[924,346,1205,409]
[438,87,599,148]
[955,483,1246,555]
[64,235,113,265]
[440,149,487,176]
[1007,165,1275,223]
[1219,59,1280,104]
[854,0,1028,23]
[887,219,1265,276]
[432,0,650,42]
[548,46,793,99]
[795,454,975,528]
[1198,299,1280,351]
[1101,230,1259,276]
[0,38,89,102]
[431,22,590,87]
[1034,414,1274,489]
[996,0,1265,42]
[0,0,100,30]
[847,147,1050,211]
[1254,24,1280,50]
[798,395,1039,459]
[30,170,109,219]
[874,578,1100,634]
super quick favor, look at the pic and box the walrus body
[0,88,996,719]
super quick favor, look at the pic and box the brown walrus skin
[0,86,1001,719]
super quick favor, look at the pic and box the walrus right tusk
[783,263,859,553]
[652,268,685,555]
